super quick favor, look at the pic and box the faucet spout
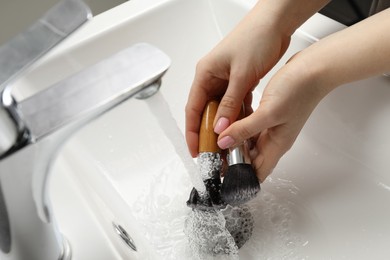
[0,1,170,260]
[19,43,170,142]
[0,0,92,156]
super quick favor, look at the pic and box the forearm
[296,8,390,92]
[249,0,331,37]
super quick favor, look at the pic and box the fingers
[251,129,289,182]
[214,69,258,134]
[186,58,257,156]
[243,92,254,117]
[185,60,228,157]
[185,84,207,157]
[185,87,207,157]
[217,107,293,182]
[217,107,274,150]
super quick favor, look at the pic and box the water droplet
[286,240,296,249]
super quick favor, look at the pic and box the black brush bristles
[221,163,260,206]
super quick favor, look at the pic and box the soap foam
[183,203,255,258]
[184,209,239,259]
[130,159,316,259]
[221,204,254,249]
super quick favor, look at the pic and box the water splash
[144,92,205,193]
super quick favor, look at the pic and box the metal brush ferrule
[197,152,222,181]
[228,141,251,165]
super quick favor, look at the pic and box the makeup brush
[185,100,254,255]
[185,100,232,255]
[187,100,224,210]
[221,105,260,206]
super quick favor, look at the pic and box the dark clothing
[370,0,390,15]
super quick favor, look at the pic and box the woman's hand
[184,0,390,183]
[215,8,390,181]
[185,6,291,157]
[185,0,331,158]
[217,55,328,181]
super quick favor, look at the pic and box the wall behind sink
[0,0,127,45]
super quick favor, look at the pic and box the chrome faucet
[0,0,170,259]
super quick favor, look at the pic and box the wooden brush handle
[199,100,220,153]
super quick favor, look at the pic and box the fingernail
[214,117,229,134]
[217,136,235,149]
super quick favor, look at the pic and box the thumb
[217,108,273,150]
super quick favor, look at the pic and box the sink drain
[112,222,137,252]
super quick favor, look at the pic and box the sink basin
[10,0,390,259]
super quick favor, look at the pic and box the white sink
[11,0,390,259]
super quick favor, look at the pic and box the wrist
[253,0,331,37]
[283,50,335,102]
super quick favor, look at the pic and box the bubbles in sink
[130,158,322,259]
[240,178,311,259]
[130,158,190,258]
[184,208,239,259]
